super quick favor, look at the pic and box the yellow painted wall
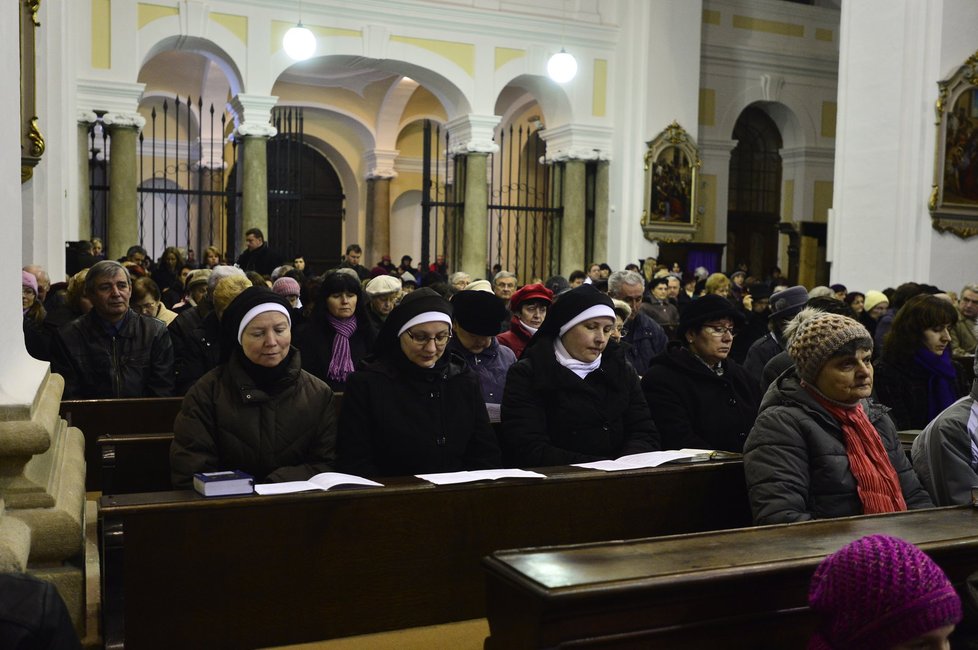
[593,59,607,118]
[274,82,376,127]
[798,235,819,288]
[732,15,804,38]
[700,173,717,240]
[137,3,178,29]
[699,89,716,126]
[390,36,475,76]
[92,0,111,69]
[396,121,426,158]
[813,180,833,222]
[821,101,837,138]
[402,86,448,123]
[494,47,525,71]
[703,10,721,25]
[815,28,833,42]
[211,13,248,45]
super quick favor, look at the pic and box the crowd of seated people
[20,243,978,531]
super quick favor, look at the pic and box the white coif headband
[558,304,616,336]
[237,303,292,344]
[398,311,453,337]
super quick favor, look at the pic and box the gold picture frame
[21,0,44,183]
[930,49,978,238]
[642,121,700,243]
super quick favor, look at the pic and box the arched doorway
[727,106,783,279]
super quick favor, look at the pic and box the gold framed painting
[930,49,978,238]
[21,0,44,183]
[642,121,700,242]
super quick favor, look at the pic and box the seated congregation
[26,249,978,528]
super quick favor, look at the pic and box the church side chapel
[4,0,978,647]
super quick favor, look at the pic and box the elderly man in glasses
[607,270,667,376]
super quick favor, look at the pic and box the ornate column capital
[364,149,399,179]
[538,124,613,162]
[77,110,98,125]
[76,78,145,117]
[102,111,146,130]
[228,94,279,139]
[446,114,501,155]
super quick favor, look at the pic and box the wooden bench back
[99,459,751,648]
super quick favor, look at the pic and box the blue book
[193,470,254,497]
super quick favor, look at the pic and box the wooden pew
[481,506,978,649]
[60,397,183,491]
[99,459,751,649]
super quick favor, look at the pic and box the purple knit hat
[808,535,961,650]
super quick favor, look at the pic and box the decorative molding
[538,123,613,162]
[759,73,785,102]
[228,94,279,139]
[363,149,400,179]
[102,112,147,130]
[76,79,146,115]
[77,110,98,125]
[21,0,43,183]
[446,114,500,155]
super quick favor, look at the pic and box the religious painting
[642,122,700,243]
[930,50,978,237]
[21,0,44,183]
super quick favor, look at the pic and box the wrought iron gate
[419,119,564,282]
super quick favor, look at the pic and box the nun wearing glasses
[337,288,502,478]
[642,294,762,453]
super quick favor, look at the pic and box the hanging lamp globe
[283,23,316,61]
[547,49,577,83]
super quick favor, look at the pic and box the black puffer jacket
[743,369,933,525]
[337,351,501,478]
[500,339,659,467]
[169,305,222,395]
[170,348,337,488]
[51,309,174,399]
[642,348,761,453]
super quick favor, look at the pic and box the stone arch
[717,90,812,151]
[300,132,362,238]
[139,29,244,97]
[269,53,472,121]
[494,72,574,128]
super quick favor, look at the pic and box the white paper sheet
[415,468,547,485]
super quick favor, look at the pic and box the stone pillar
[103,111,145,260]
[560,160,587,276]
[539,124,613,273]
[447,114,500,278]
[460,153,490,278]
[229,95,278,255]
[363,149,398,265]
[592,161,610,266]
[76,113,96,241]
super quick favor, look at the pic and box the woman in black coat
[292,269,376,392]
[642,294,762,452]
[500,285,659,467]
[337,288,502,478]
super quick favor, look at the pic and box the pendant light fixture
[547,2,577,83]
[283,0,316,61]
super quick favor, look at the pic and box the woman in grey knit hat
[743,308,932,525]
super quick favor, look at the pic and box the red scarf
[806,386,907,515]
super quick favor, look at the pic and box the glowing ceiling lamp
[283,1,316,61]
[547,48,577,84]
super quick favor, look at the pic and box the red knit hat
[808,534,961,650]
[508,283,553,311]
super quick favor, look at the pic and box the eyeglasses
[403,330,452,346]
[703,325,737,337]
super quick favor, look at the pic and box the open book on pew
[416,469,547,486]
[572,448,740,472]
[254,472,384,495]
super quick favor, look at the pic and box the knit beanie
[864,290,889,313]
[375,287,452,355]
[451,290,507,336]
[220,287,292,347]
[509,283,554,312]
[676,294,746,341]
[808,535,961,650]
[22,271,38,296]
[535,284,614,339]
[272,277,300,298]
[785,308,872,382]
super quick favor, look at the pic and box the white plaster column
[698,138,737,246]
[609,0,703,270]
[830,0,978,290]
